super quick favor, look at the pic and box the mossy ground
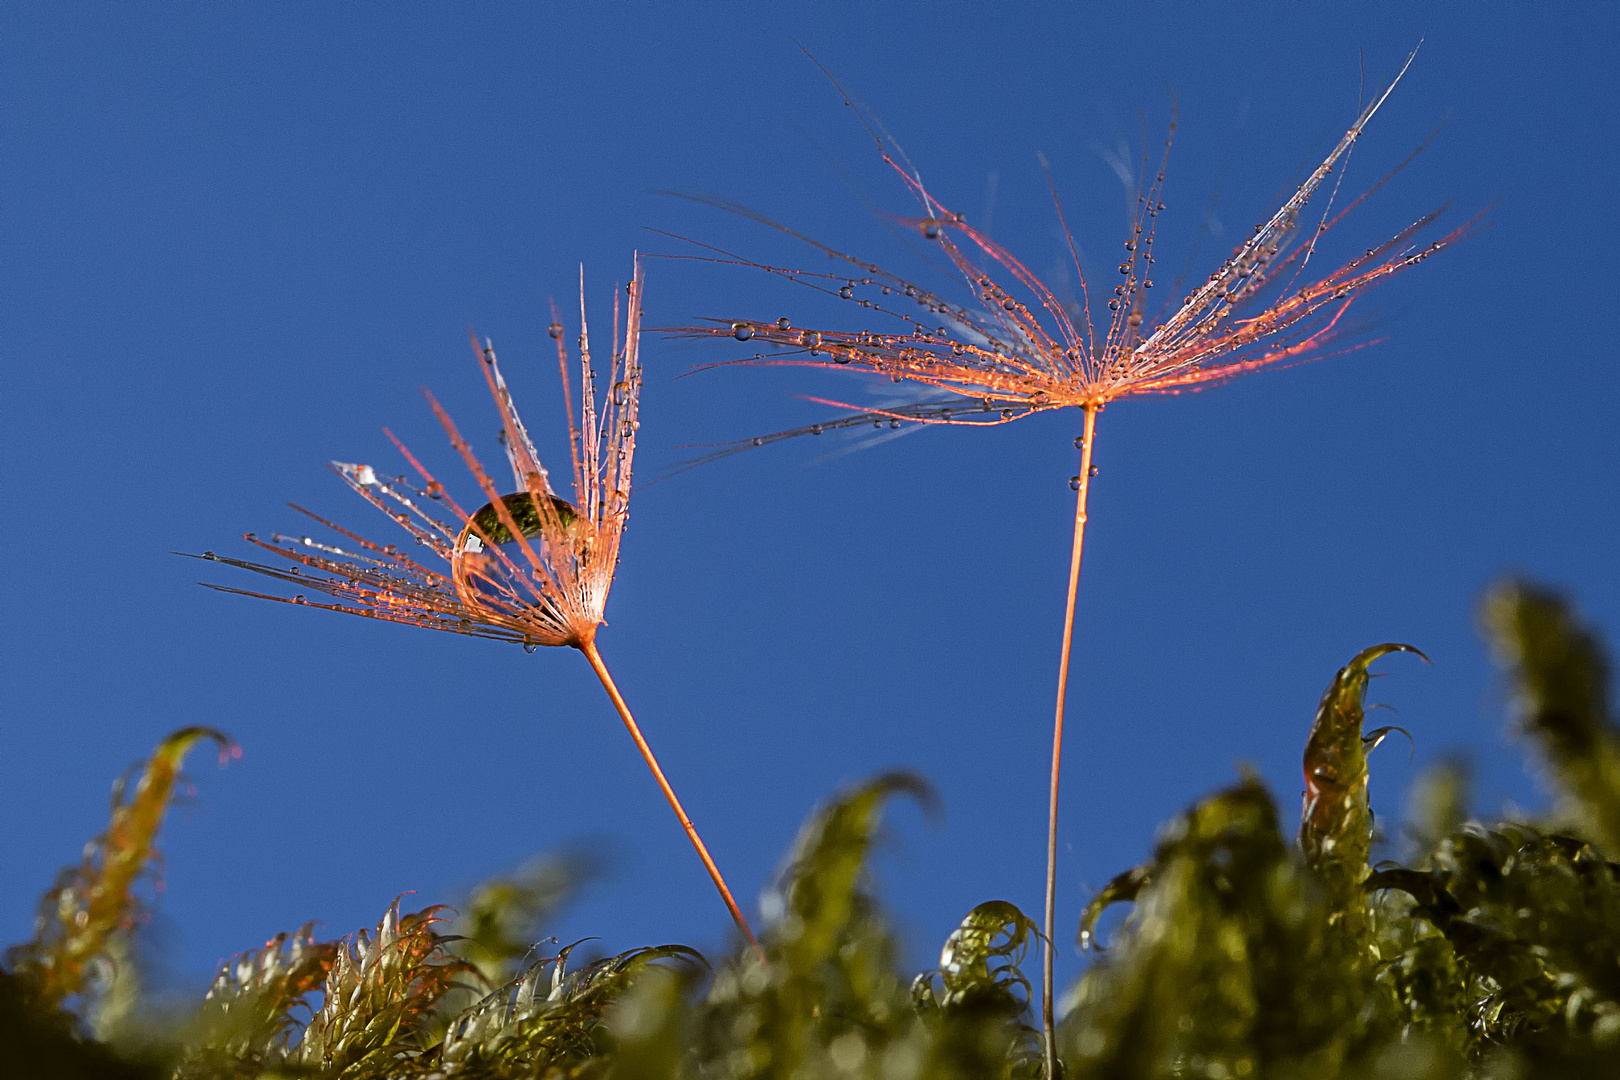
[7,582,1619,1079]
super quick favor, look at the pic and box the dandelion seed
[663,43,1479,1068]
[192,259,760,956]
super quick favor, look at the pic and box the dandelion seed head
[201,259,646,653]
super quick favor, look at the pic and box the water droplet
[202,551,216,560]
[1118,262,1131,275]
[293,595,307,604]
[245,533,258,542]
[1074,436,1085,450]
[1089,464,1099,477]
[523,641,539,654]
[839,285,853,299]
[1127,312,1143,328]
[752,437,764,447]
[733,323,754,341]
[810,424,823,435]
[922,222,941,240]
[1001,409,1013,420]
[776,317,792,330]
[799,330,821,348]
[456,492,584,604]
[889,419,900,429]
[1069,476,1081,491]
[833,355,851,364]
[1124,241,1136,251]
[1107,299,1120,310]
[1002,298,1017,311]
[548,322,563,339]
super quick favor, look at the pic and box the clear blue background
[3,2,1616,997]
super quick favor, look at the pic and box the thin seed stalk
[1043,402,1098,1079]
[577,636,764,960]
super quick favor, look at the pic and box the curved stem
[1043,403,1098,1079]
[577,636,764,961]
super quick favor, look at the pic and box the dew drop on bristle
[923,222,941,240]
[1002,409,1013,420]
[776,317,791,330]
[733,323,754,341]
[1074,436,1085,450]
[202,551,216,560]
[839,285,853,299]
[752,437,764,446]
[293,595,307,604]
[811,424,823,435]
[1090,465,1099,477]
[548,323,563,339]
[523,642,539,654]
[245,533,258,542]
[1069,476,1081,491]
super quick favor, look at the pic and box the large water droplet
[776,317,792,330]
[1069,476,1081,491]
[1089,464,1099,477]
[733,323,754,341]
[456,492,584,605]
[839,285,853,299]
[548,322,563,339]
[922,222,941,240]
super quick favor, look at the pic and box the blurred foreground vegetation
[6,581,1620,1079]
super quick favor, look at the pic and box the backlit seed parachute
[193,259,644,651]
[190,262,761,948]
[665,47,1481,1076]
[663,46,1482,465]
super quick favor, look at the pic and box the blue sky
[3,2,1616,996]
